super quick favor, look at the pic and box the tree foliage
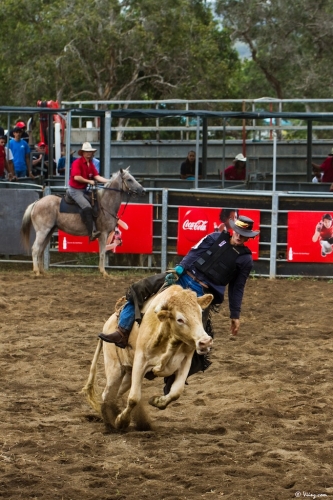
[215,0,333,101]
[0,0,241,105]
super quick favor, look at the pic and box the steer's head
[155,287,214,354]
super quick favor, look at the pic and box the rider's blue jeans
[118,273,204,331]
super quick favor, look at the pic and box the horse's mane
[99,170,122,200]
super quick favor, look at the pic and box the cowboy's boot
[81,207,101,241]
[98,326,131,349]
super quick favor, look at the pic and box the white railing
[61,98,333,140]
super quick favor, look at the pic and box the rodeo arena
[1,99,333,500]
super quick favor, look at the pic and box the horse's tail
[20,202,37,252]
[81,339,103,415]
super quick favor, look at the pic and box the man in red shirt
[312,213,333,257]
[0,136,15,180]
[224,153,246,181]
[311,148,333,183]
[68,142,109,240]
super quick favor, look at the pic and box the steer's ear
[156,310,172,322]
[197,294,213,310]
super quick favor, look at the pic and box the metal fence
[2,184,333,279]
[61,98,333,141]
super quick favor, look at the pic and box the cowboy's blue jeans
[118,274,204,331]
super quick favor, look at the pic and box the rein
[99,173,134,221]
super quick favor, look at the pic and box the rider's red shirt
[69,157,99,189]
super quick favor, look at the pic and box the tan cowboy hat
[78,142,97,156]
[229,215,260,238]
[233,153,247,162]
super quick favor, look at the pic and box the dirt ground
[0,269,333,500]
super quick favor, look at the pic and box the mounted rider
[68,142,109,241]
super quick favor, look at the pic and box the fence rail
[1,185,333,279]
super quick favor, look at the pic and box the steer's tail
[20,202,36,252]
[82,339,103,414]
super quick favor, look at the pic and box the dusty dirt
[0,269,333,500]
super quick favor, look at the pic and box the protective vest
[193,232,251,286]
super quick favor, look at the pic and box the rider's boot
[81,207,101,241]
[98,326,131,349]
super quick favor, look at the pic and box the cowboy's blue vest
[193,231,251,286]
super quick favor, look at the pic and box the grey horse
[20,168,146,276]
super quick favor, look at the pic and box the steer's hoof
[115,414,130,430]
[149,395,168,410]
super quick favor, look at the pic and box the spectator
[9,121,29,144]
[57,149,76,176]
[0,126,4,137]
[180,150,203,180]
[224,153,247,181]
[32,142,56,177]
[312,172,323,183]
[9,127,33,179]
[92,155,100,173]
[0,135,15,180]
[311,148,333,183]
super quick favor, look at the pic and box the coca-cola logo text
[182,220,208,231]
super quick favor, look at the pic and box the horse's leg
[31,231,46,276]
[32,228,53,276]
[98,232,108,277]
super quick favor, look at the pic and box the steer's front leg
[149,356,192,410]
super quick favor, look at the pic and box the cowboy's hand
[230,318,240,336]
[165,273,178,286]
[174,265,184,276]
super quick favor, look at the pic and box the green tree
[215,0,333,101]
[0,0,241,106]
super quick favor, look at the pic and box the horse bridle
[100,172,138,195]
[99,172,136,220]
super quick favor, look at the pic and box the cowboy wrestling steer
[83,285,213,431]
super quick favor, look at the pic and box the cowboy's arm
[93,174,109,183]
[228,255,252,335]
[74,175,95,185]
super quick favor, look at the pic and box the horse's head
[120,167,146,197]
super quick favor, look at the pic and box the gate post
[43,187,51,271]
[269,192,279,278]
[161,189,168,272]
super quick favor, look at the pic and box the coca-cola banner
[58,203,153,254]
[177,207,260,259]
[287,211,333,262]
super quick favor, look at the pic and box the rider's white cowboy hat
[233,153,247,162]
[229,215,260,238]
[78,142,97,156]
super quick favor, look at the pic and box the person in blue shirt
[57,149,76,175]
[9,127,33,178]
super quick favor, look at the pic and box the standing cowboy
[68,142,109,241]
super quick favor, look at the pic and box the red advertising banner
[177,207,260,259]
[287,211,333,262]
[58,203,153,254]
